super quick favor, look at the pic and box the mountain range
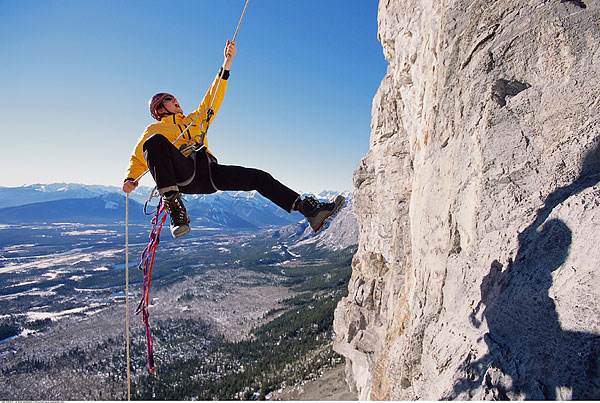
[0,184,354,233]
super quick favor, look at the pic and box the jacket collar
[160,113,184,124]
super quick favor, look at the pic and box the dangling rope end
[125,193,132,400]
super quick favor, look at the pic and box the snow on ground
[68,274,92,281]
[286,248,301,258]
[277,244,301,258]
[27,307,87,321]
[0,223,88,231]
[74,287,112,293]
[270,260,292,267]
[0,284,64,301]
[42,271,62,280]
[26,303,107,321]
[0,248,121,274]
[2,244,37,252]
[93,266,109,272]
[61,229,117,236]
[7,280,39,288]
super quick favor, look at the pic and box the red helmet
[149,92,174,121]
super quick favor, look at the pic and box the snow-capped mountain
[185,191,302,228]
[0,183,153,209]
[0,193,148,224]
[0,183,352,230]
[269,194,358,251]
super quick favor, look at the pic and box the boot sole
[171,224,191,238]
[311,195,346,232]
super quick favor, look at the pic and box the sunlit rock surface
[334,0,600,399]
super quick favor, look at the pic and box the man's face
[162,95,183,115]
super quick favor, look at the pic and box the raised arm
[189,40,237,126]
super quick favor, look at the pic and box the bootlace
[164,194,188,225]
[302,196,335,217]
[304,196,321,210]
[308,196,335,208]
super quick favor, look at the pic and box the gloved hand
[223,40,237,70]
[122,179,138,193]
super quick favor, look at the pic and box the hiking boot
[163,192,191,238]
[297,195,346,232]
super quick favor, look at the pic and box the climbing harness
[123,0,251,392]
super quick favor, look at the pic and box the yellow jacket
[124,71,229,181]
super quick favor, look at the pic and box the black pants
[143,134,300,212]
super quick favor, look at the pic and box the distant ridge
[0,184,350,228]
[0,194,148,224]
[0,183,351,209]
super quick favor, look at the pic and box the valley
[0,219,356,400]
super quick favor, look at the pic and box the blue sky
[0,0,386,193]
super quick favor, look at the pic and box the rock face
[334,0,600,400]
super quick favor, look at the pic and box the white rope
[125,193,132,400]
[175,0,251,155]
[201,0,250,132]
[232,0,250,43]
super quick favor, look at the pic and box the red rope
[136,200,167,374]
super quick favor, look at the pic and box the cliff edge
[334,0,600,399]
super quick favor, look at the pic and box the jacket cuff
[124,177,135,183]
[218,67,230,80]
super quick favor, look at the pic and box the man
[122,40,344,238]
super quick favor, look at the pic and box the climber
[122,40,345,238]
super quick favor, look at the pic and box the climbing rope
[125,194,131,400]
[178,0,250,152]
[125,191,165,394]
[135,198,168,374]
[188,0,251,150]
[123,0,251,391]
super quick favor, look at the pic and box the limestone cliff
[333,0,600,399]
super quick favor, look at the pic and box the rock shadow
[454,142,600,399]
